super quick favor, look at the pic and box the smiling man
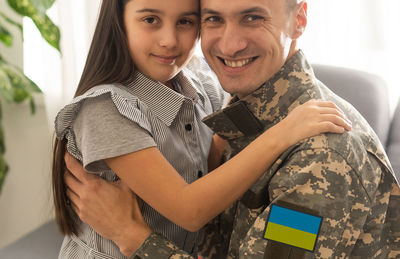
[64,0,400,258]
[129,0,399,257]
[200,0,300,98]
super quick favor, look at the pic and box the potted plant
[0,0,60,193]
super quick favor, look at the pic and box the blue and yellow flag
[263,204,322,252]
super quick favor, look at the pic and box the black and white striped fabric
[55,56,227,258]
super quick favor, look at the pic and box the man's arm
[197,202,237,259]
[64,153,195,258]
[236,147,372,258]
[130,233,194,259]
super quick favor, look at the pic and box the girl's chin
[156,73,180,84]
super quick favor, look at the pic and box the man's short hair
[286,0,298,12]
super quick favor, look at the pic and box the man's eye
[203,16,222,23]
[244,15,265,23]
[143,17,158,24]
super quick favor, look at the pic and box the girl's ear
[291,1,307,40]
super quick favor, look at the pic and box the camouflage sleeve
[238,148,371,258]
[131,204,237,259]
[130,232,194,259]
[198,202,237,259]
[387,183,400,258]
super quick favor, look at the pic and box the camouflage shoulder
[131,232,194,259]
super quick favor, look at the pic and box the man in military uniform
[65,0,400,258]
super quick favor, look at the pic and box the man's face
[200,0,303,98]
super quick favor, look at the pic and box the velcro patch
[263,204,322,252]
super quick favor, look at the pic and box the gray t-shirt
[74,94,156,176]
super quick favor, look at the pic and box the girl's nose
[158,26,178,49]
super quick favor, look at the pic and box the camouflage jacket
[130,51,400,259]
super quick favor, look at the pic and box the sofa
[313,64,399,180]
[387,101,400,181]
[0,64,399,258]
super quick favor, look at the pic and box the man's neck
[234,46,300,100]
[203,50,315,140]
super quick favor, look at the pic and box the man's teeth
[224,58,252,68]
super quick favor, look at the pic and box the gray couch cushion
[387,100,400,181]
[0,220,63,259]
[313,64,391,146]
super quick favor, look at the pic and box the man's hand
[64,152,151,256]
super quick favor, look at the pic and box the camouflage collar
[203,50,316,140]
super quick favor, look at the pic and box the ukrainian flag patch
[263,204,322,252]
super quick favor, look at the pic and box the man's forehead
[200,0,283,14]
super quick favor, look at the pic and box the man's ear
[291,1,307,39]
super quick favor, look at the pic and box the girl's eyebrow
[182,11,199,17]
[136,9,198,16]
[136,8,163,14]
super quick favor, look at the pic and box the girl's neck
[164,80,174,90]
[164,80,179,92]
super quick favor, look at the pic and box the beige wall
[0,0,54,248]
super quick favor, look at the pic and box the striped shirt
[55,56,227,258]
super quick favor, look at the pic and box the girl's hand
[279,100,352,146]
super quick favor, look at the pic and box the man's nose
[218,24,247,57]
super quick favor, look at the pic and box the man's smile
[217,57,259,68]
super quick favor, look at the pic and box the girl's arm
[104,100,351,232]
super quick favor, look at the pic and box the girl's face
[124,0,199,85]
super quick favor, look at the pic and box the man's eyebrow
[240,7,270,16]
[201,7,270,17]
[201,8,220,17]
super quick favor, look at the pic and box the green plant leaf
[0,114,5,153]
[0,152,8,194]
[30,0,56,12]
[31,13,60,51]
[0,0,60,194]
[7,0,60,51]
[0,101,7,194]
[0,23,13,46]
[0,59,42,113]
[7,0,36,16]
[0,59,41,93]
[29,96,35,114]
[0,67,14,102]
[0,11,23,36]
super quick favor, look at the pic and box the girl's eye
[178,19,194,26]
[143,17,158,24]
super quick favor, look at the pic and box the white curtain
[300,0,400,112]
[23,0,400,125]
[23,0,101,128]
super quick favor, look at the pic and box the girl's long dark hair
[52,0,132,235]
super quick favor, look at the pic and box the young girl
[52,0,351,258]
